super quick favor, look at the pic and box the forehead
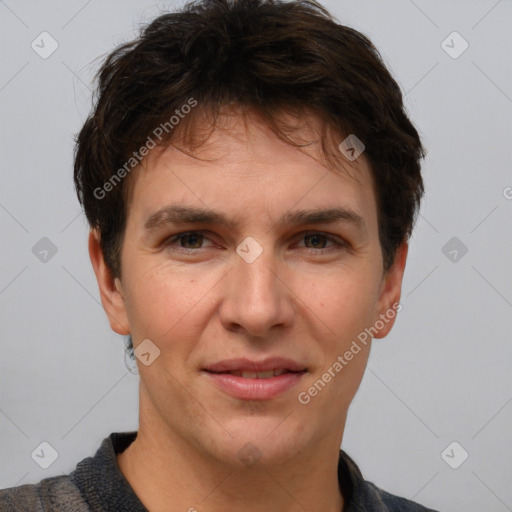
[126,110,377,230]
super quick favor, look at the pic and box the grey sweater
[0,431,439,511]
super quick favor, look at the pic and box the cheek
[308,272,380,403]
[122,260,220,343]
[306,269,380,344]
[306,287,373,408]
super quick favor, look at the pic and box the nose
[218,245,294,339]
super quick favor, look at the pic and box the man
[0,0,439,510]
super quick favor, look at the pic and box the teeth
[250,370,274,379]
[228,369,289,378]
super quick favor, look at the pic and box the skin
[89,110,408,512]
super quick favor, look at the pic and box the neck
[117,391,346,512]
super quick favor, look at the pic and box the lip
[203,357,306,373]
[203,370,306,400]
[202,357,307,401]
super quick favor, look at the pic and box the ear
[373,242,408,339]
[88,229,130,335]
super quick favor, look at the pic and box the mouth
[205,368,304,379]
[202,358,307,400]
[207,368,299,379]
[203,356,307,374]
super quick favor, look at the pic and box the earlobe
[88,229,130,335]
[373,243,408,339]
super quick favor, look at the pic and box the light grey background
[1,1,511,511]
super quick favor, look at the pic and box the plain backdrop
[1,1,511,511]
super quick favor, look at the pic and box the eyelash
[163,231,348,254]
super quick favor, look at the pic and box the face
[90,111,407,467]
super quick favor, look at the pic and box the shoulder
[339,450,440,512]
[364,480,440,511]
[0,474,89,512]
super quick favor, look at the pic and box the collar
[70,431,375,511]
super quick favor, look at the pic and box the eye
[164,231,215,252]
[295,232,348,252]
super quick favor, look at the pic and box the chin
[208,418,310,468]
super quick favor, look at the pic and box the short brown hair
[74,0,425,280]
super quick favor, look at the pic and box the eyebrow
[144,204,366,232]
